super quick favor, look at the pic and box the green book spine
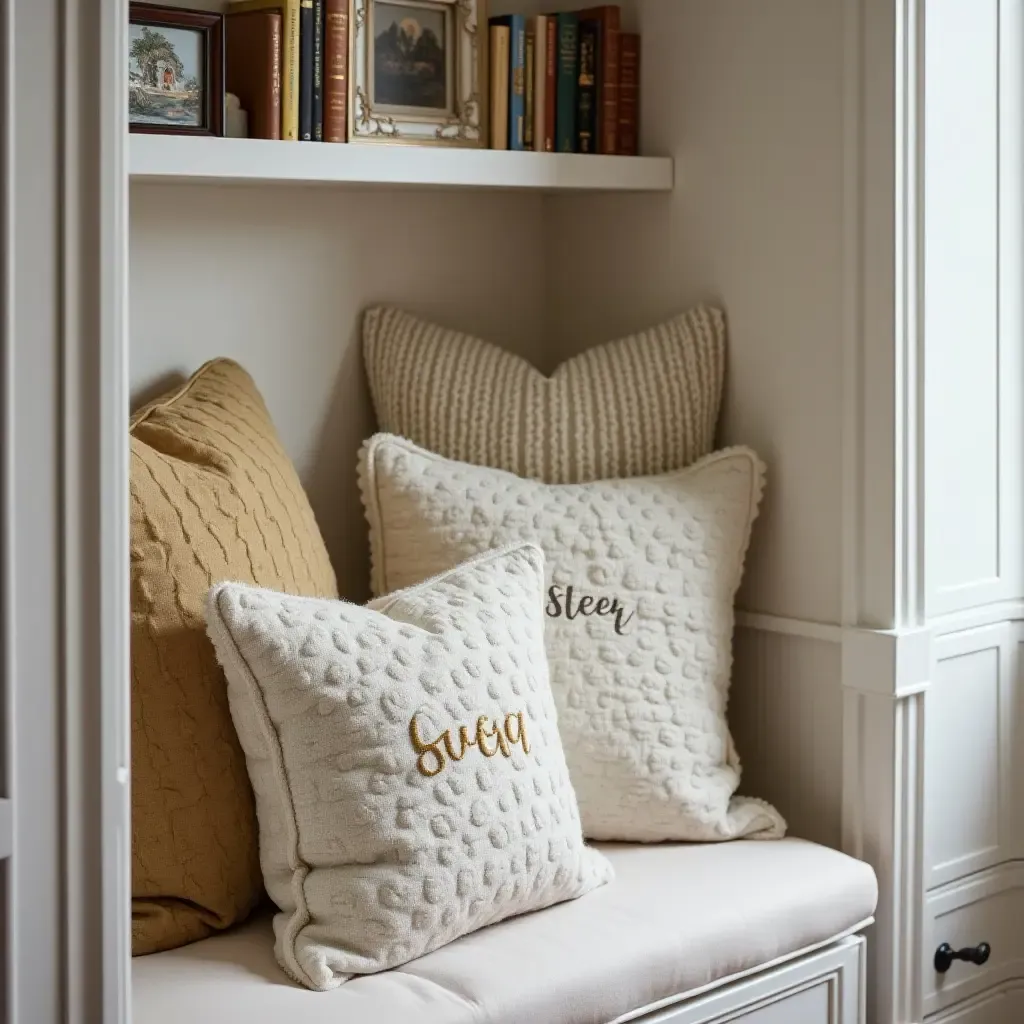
[556,13,579,153]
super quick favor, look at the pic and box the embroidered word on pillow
[205,544,612,991]
[410,710,530,777]
[362,305,726,483]
[359,435,787,845]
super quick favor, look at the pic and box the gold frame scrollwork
[348,0,486,146]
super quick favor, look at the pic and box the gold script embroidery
[410,711,530,778]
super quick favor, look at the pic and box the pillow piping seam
[205,585,319,990]
[130,357,237,431]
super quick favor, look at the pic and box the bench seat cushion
[133,838,877,1024]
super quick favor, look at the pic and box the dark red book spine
[578,6,620,155]
[618,33,639,155]
[323,0,349,142]
[544,16,557,151]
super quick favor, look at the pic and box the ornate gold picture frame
[349,0,484,146]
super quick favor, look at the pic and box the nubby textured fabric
[359,435,786,843]
[362,305,726,483]
[205,544,613,991]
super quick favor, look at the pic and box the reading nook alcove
[4,1,1021,1022]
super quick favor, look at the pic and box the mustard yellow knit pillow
[362,305,726,483]
[130,358,337,955]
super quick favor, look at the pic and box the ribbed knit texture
[130,358,338,956]
[362,306,726,483]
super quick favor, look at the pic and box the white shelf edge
[128,135,674,193]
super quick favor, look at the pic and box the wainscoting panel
[926,623,1017,889]
[730,627,844,849]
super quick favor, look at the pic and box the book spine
[524,26,535,149]
[598,12,619,155]
[282,2,300,139]
[555,14,578,153]
[532,15,546,152]
[298,0,313,139]
[576,22,597,154]
[489,24,510,149]
[509,15,526,151]
[270,17,282,139]
[323,0,348,142]
[544,16,557,152]
[312,0,324,140]
[578,6,620,155]
[618,33,639,155]
[227,0,299,138]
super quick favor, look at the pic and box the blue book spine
[508,14,527,150]
[298,0,314,140]
[489,14,527,149]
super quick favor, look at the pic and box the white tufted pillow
[362,305,725,483]
[359,435,786,844]
[205,544,612,991]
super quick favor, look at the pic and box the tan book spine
[490,25,510,150]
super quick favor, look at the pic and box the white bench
[133,838,876,1024]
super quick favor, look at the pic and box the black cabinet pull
[934,942,991,973]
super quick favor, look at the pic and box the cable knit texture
[204,544,613,991]
[130,358,338,955]
[362,305,726,483]
[359,435,786,843]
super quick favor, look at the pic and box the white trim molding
[2,0,129,1021]
[840,2,928,1023]
[842,682,926,1024]
[842,627,931,700]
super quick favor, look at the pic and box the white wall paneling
[923,0,1024,617]
[925,625,1014,889]
[730,629,844,850]
[842,627,930,1024]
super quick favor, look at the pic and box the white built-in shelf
[129,135,674,194]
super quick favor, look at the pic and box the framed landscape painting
[129,4,225,136]
[349,0,484,146]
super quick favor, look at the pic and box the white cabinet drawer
[926,982,1024,1023]
[924,864,1024,1016]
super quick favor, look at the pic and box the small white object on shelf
[128,135,674,194]
[225,93,248,140]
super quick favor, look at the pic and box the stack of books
[225,0,349,142]
[488,6,639,156]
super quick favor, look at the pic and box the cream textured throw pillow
[363,305,725,483]
[359,435,786,844]
[205,544,613,991]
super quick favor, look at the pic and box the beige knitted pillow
[362,306,725,483]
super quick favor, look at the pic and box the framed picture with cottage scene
[349,0,485,146]
[129,3,225,136]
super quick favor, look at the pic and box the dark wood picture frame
[129,3,225,136]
